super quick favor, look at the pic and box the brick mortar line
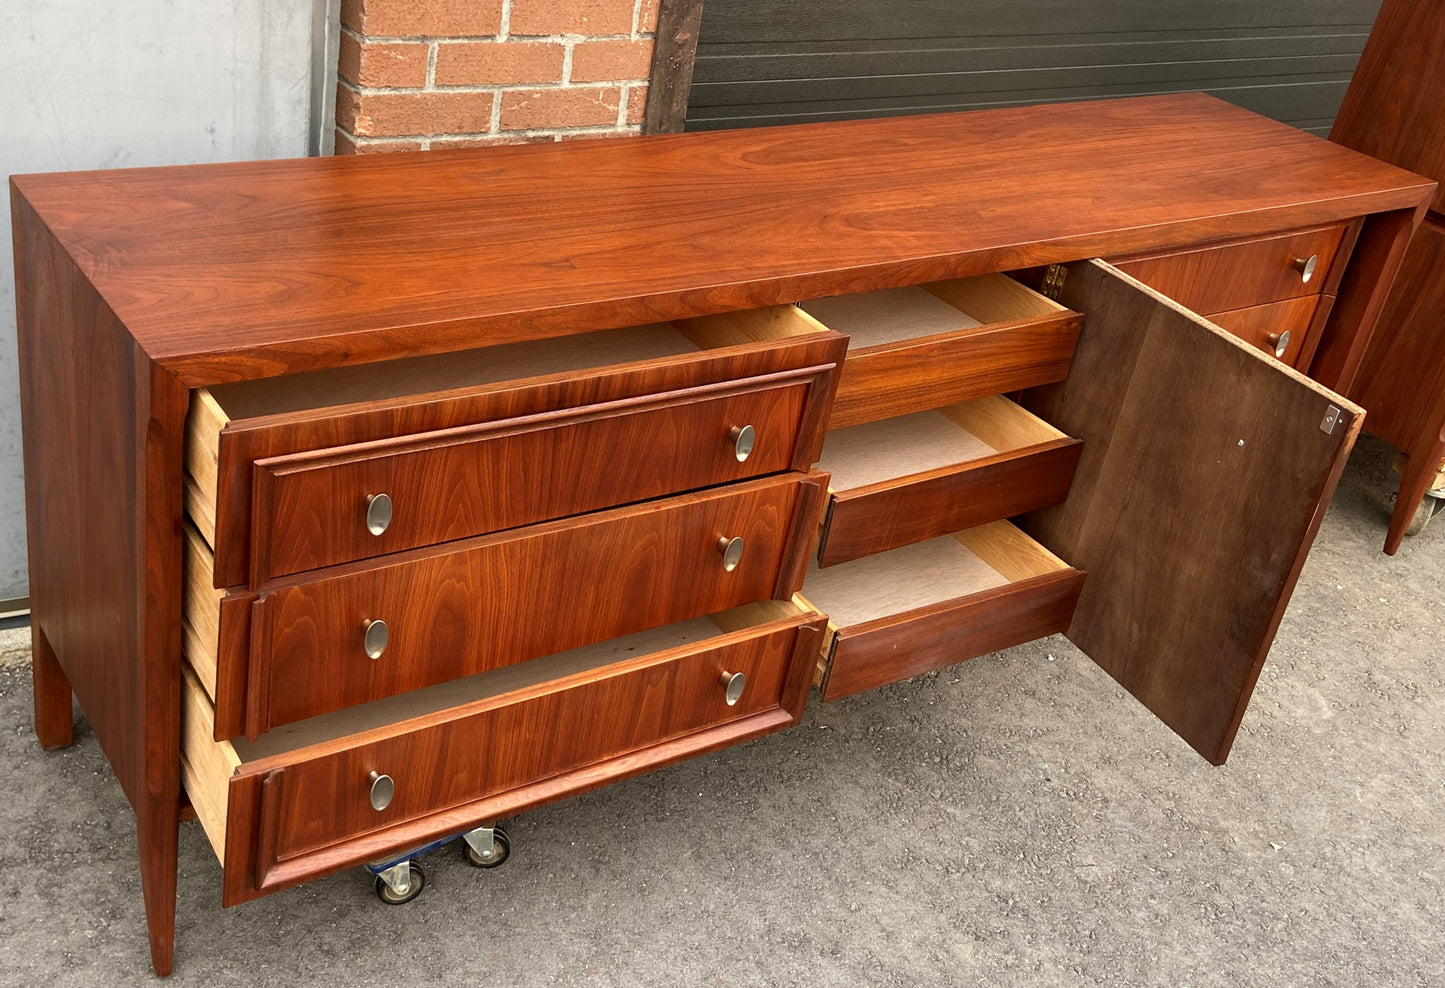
[342,29,652,45]
[339,124,642,144]
[344,81,650,96]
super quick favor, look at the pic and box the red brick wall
[336,0,658,153]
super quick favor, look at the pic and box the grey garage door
[687,0,1384,135]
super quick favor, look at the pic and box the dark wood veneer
[12,95,1432,386]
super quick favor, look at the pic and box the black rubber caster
[464,826,511,868]
[374,860,426,904]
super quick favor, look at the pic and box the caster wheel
[374,861,425,904]
[1406,495,1440,537]
[464,826,511,868]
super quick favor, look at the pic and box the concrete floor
[0,434,1441,987]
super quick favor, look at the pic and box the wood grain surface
[1331,0,1445,214]
[1206,295,1322,367]
[13,191,191,975]
[244,472,825,735]
[1112,224,1346,314]
[199,334,844,589]
[1022,260,1362,765]
[203,608,822,904]
[1349,216,1445,553]
[250,378,812,582]
[11,94,1433,386]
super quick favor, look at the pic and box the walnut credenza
[11,94,1435,975]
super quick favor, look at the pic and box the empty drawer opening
[799,273,1066,351]
[817,394,1071,492]
[799,520,1085,700]
[802,521,1070,628]
[182,597,814,867]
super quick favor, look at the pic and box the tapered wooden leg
[1385,447,1444,554]
[138,798,179,977]
[32,623,74,750]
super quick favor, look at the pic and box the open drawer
[182,599,823,906]
[798,273,1082,429]
[187,306,845,588]
[802,260,1364,766]
[814,395,1082,567]
[803,521,1085,701]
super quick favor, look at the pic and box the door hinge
[1041,264,1067,300]
[1321,404,1341,435]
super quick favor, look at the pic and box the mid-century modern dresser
[11,94,1435,975]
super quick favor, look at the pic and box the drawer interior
[201,307,827,424]
[182,597,812,864]
[817,394,1070,492]
[799,273,1067,351]
[802,520,1070,629]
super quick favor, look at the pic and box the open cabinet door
[1022,260,1362,765]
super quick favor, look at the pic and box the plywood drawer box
[1113,223,1350,314]
[182,600,824,905]
[799,274,1082,430]
[187,311,846,588]
[185,471,828,740]
[813,395,1082,567]
[803,521,1085,700]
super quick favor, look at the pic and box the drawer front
[820,569,1083,700]
[208,611,823,904]
[239,472,826,736]
[1206,295,1323,368]
[818,440,1081,567]
[193,331,846,590]
[251,378,812,582]
[1113,224,1347,313]
[828,316,1082,430]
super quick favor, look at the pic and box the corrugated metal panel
[687,0,1384,135]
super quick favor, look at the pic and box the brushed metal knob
[366,493,393,536]
[1293,254,1318,284]
[363,618,389,659]
[729,424,756,463]
[369,771,394,811]
[717,536,744,571]
[720,670,746,706]
[1267,330,1291,358]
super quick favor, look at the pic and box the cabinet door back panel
[1023,260,1362,764]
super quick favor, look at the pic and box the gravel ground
[0,434,1440,987]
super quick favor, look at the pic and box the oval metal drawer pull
[366,493,393,536]
[1293,254,1318,284]
[369,771,394,811]
[363,618,389,659]
[1267,330,1291,359]
[720,670,746,706]
[729,424,756,462]
[716,535,744,571]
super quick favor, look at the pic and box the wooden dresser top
[11,93,1434,386]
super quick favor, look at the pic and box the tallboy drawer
[184,471,827,740]
[1113,224,1348,314]
[186,308,845,588]
[182,599,824,906]
[799,273,1082,429]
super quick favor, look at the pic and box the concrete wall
[1,0,315,600]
